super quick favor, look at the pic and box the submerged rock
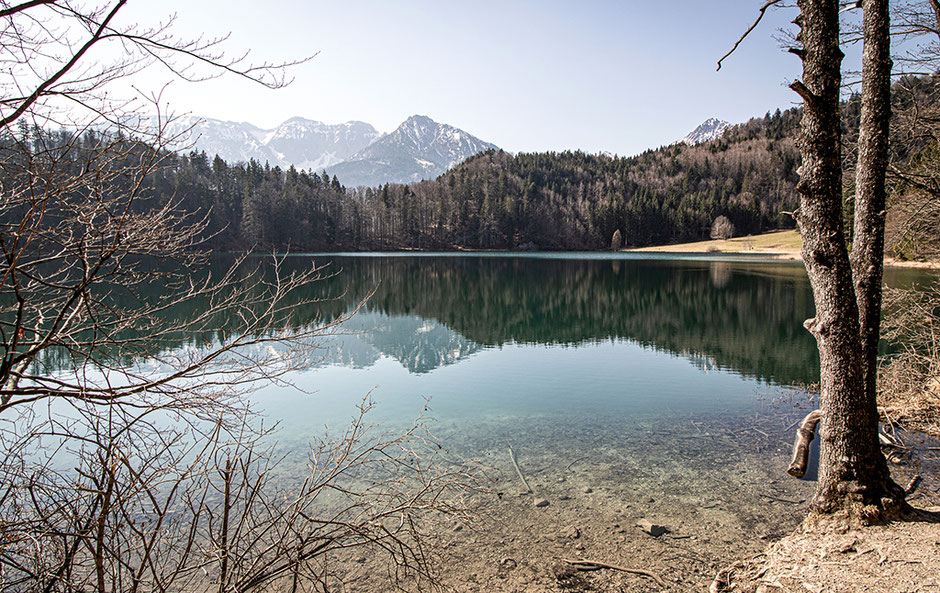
[560,525,581,539]
[534,497,550,508]
[637,519,668,537]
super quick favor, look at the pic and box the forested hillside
[9,75,937,254]
[151,107,801,251]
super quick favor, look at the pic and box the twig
[564,456,586,472]
[558,558,666,587]
[717,0,784,70]
[760,493,805,504]
[507,441,532,494]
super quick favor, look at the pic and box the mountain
[325,115,499,187]
[163,116,380,170]
[264,118,380,170]
[160,117,278,165]
[164,114,496,187]
[681,117,731,145]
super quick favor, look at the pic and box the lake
[259,254,823,443]
[247,253,932,484]
[30,252,939,590]
[247,254,936,591]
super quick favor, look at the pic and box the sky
[113,1,859,157]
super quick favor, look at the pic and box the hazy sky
[115,1,846,156]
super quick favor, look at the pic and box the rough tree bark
[791,0,902,517]
[852,0,891,419]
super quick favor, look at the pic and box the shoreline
[627,249,940,269]
[625,229,940,269]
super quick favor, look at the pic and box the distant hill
[325,115,498,187]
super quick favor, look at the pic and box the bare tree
[789,0,904,519]
[720,0,906,519]
[0,3,485,591]
[610,228,623,250]
[851,0,892,455]
[709,215,735,240]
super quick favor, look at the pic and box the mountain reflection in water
[305,254,821,385]
[36,253,932,387]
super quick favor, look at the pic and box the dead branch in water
[558,558,666,587]
[788,410,823,478]
[506,441,532,494]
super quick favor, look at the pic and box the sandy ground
[325,411,939,592]
[715,508,940,593]
[626,230,940,270]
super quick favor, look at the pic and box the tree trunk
[852,0,891,425]
[791,0,901,515]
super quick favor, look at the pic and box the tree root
[709,560,743,593]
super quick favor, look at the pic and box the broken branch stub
[788,410,823,478]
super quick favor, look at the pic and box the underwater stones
[582,486,593,493]
[636,518,668,537]
[534,497,550,507]
[560,525,581,539]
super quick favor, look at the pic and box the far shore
[625,229,940,269]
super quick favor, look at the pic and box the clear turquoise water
[246,254,832,456]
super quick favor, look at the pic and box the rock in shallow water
[534,498,550,508]
[636,518,668,537]
[560,525,580,539]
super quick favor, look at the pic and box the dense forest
[147,107,803,251]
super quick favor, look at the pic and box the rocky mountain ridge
[325,115,498,187]
[161,115,380,171]
[682,117,731,145]
[169,113,496,187]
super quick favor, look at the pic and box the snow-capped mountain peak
[325,115,498,187]
[158,113,497,187]
[160,116,379,171]
[682,117,731,145]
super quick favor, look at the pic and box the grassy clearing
[626,229,803,255]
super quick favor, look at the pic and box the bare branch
[0,0,128,129]
[717,0,785,71]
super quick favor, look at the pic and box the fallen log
[787,410,822,478]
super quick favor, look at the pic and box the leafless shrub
[0,3,487,592]
[710,215,735,240]
[879,283,940,435]
[0,397,487,592]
